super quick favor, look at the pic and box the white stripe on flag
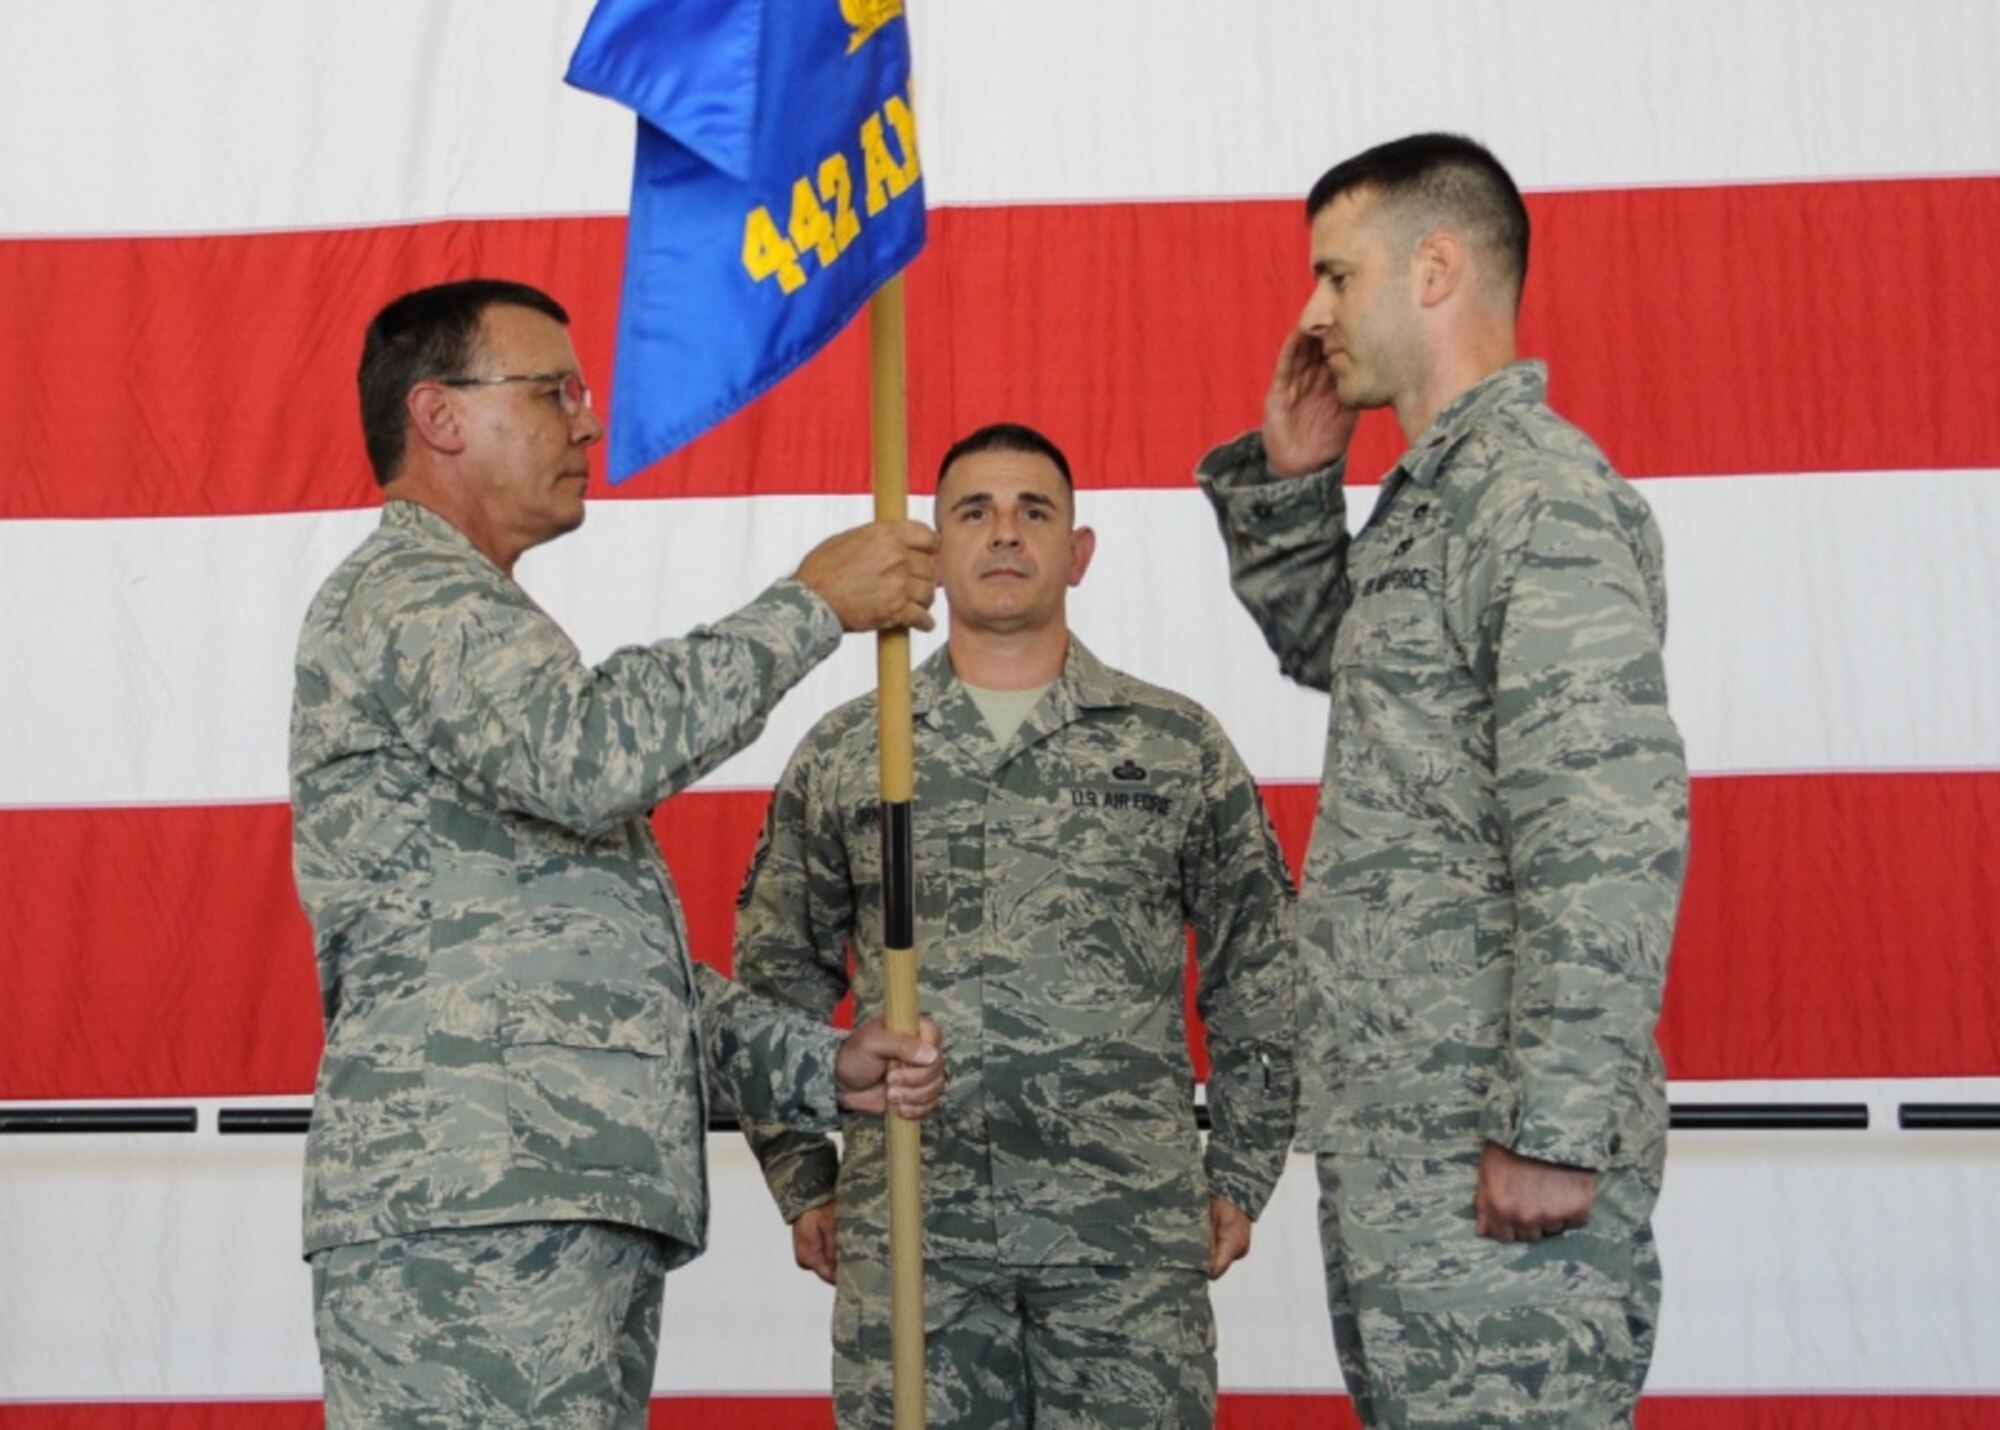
[3,1080,1997,1398]
[3,1,1998,238]
[5,474,1999,807]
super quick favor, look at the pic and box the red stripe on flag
[1,1396,1996,1428]
[4,773,1997,1098]
[4,177,1996,519]
[1661,771,2000,1080]
[0,803,323,1099]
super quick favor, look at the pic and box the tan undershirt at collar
[961,680,1054,747]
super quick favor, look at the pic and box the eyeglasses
[438,371,593,416]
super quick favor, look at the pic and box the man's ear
[1414,229,1466,309]
[406,382,467,456]
[1068,524,1097,587]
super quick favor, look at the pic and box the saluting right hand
[796,519,939,633]
[1263,329,1360,477]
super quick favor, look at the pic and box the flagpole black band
[879,799,914,949]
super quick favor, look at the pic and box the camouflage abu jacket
[1198,362,1688,1176]
[737,638,1297,1269]
[291,499,849,1261]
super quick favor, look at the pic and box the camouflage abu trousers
[832,1252,1217,1428]
[1315,1150,1661,1428]
[311,1220,669,1429]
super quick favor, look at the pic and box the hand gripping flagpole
[869,271,926,1428]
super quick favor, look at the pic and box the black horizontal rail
[1670,1102,1869,1131]
[0,1106,198,1134]
[217,1108,312,1135]
[8,1101,1999,1137]
[1899,1103,2000,1131]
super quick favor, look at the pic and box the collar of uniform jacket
[379,495,504,574]
[1394,358,1550,488]
[910,636,1129,724]
[382,494,477,547]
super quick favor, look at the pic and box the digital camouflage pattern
[736,638,1298,1272]
[291,498,851,1263]
[1200,361,1688,1422]
[832,1253,1217,1428]
[312,1220,668,1429]
[1316,1148,1660,1429]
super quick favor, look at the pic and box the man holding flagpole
[292,277,946,1428]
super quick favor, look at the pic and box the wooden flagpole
[868,270,926,1428]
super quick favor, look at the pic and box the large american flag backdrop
[3,3,1997,1425]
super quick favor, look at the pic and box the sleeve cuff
[742,1124,842,1223]
[1203,1145,1280,1222]
[776,1171,840,1223]
[1480,1085,1619,1171]
[792,1023,847,1134]
[784,1191,837,1224]
[1196,431,1346,531]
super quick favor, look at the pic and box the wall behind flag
[3,0,2000,1419]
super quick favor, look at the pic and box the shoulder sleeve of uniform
[734,720,858,1219]
[1185,710,1299,1216]
[735,726,857,1016]
[1467,472,1690,1170]
[1195,430,1352,694]
[366,563,840,839]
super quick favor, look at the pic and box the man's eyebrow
[945,488,1063,513]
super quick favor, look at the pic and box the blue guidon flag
[567,0,926,483]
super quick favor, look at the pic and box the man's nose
[1300,285,1333,335]
[572,404,605,447]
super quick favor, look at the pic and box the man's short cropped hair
[936,422,1074,494]
[358,278,569,485]
[1305,133,1530,304]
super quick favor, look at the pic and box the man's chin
[958,599,1051,635]
[1333,376,1388,411]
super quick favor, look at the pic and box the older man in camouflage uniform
[291,278,946,1428]
[1197,135,1689,1426]
[736,422,1297,1427]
